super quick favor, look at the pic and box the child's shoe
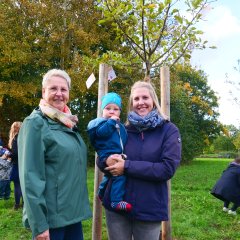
[228,209,237,215]
[223,207,228,212]
[111,201,132,212]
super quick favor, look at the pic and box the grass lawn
[171,158,240,240]
[1,158,240,239]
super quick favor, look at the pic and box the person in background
[211,156,240,215]
[0,146,7,157]
[18,69,92,240]
[8,121,23,209]
[87,92,131,212]
[0,134,4,147]
[97,81,182,240]
[0,150,12,200]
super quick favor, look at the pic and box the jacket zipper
[141,131,144,140]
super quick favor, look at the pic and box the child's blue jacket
[87,118,127,161]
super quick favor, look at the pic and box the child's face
[103,103,121,119]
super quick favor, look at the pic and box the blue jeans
[98,175,126,202]
[0,179,11,199]
[33,222,84,240]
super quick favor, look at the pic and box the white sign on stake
[86,73,96,89]
[108,67,117,82]
[142,62,146,69]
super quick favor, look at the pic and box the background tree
[167,64,222,162]
[0,0,121,145]
[213,135,236,153]
[0,0,223,165]
[205,124,238,157]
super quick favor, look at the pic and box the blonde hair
[8,121,22,149]
[127,81,168,120]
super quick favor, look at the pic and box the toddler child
[87,92,131,212]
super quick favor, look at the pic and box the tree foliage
[0,0,118,96]
[0,0,118,144]
[0,0,223,164]
[169,64,222,162]
[213,135,236,152]
[97,0,214,80]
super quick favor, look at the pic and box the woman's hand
[105,155,125,176]
[106,154,121,166]
[35,230,50,240]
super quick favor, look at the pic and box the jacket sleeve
[124,124,181,182]
[18,115,49,237]
[95,119,117,137]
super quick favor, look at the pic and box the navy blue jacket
[98,120,181,221]
[211,163,240,205]
[87,117,127,162]
[11,135,18,164]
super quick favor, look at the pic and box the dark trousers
[13,180,22,205]
[224,201,239,211]
[33,222,84,240]
[0,179,11,199]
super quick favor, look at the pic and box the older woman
[98,81,181,240]
[18,69,92,240]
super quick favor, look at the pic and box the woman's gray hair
[42,69,71,89]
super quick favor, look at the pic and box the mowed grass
[1,158,240,239]
[171,158,240,240]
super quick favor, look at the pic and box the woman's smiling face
[42,76,69,111]
[132,87,154,117]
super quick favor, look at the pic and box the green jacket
[18,108,92,237]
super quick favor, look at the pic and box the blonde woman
[8,121,22,209]
[98,81,181,240]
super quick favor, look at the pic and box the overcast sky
[190,0,240,128]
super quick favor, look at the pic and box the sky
[190,0,240,128]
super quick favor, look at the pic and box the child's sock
[111,201,132,212]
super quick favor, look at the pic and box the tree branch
[152,0,208,65]
[104,0,145,53]
[142,0,147,61]
[149,3,171,55]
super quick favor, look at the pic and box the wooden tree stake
[92,63,109,240]
[160,66,172,240]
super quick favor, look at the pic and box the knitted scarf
[128,109,164,132]
[39,99,78,129]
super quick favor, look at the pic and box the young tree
[98,0,215,81]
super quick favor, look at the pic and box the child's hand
[110,115,120,121]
